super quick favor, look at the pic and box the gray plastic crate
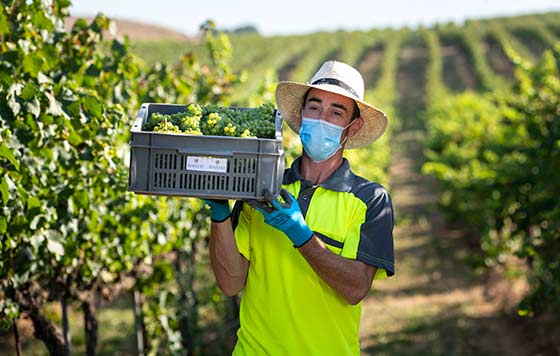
[128,103,284,200]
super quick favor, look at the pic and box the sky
[70,0,560,36]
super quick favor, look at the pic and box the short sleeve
[355,186,395,278]
[232,201,252,260]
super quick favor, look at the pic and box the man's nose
[316,110,327,121]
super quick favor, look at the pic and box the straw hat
[276,60,387,149]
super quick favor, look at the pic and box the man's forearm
[298,235,376,305]
[209,219,248,296]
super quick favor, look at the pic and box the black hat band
[310,78,359,98]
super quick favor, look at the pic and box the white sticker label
[186,156,227,173]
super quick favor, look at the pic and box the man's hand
[247,189,313,247]
[204,199,231,222]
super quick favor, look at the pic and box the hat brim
[276,81,388,149]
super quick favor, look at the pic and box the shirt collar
[283,156,355,192]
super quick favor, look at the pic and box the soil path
[482,35,515,80]
[358,44,531,356]
[356,44,384,90]
[441,45,480,92]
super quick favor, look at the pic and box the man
[206,60,395,355]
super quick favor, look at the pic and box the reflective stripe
[314,231,344,249]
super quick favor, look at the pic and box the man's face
[302,88,355,128]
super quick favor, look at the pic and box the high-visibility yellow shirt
[232,157,394,355]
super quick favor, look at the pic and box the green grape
[223,122,236,136]
[184,128,203,135]
[240,129,254,138]
[187,103,203,117]
[144,112,166,131]
[146,102,277,138]
[178,110,201,133]
[153,117,182,134]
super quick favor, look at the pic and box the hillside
[65,16,190,41]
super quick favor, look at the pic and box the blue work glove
[203,199,231,222]
[247,189,313,247]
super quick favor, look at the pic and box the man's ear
[348,117,364,138]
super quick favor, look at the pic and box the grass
[15,296,136,356]
[363,305,482,356]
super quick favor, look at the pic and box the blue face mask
[299,117,352,163]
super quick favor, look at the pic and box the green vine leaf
[23,53,43,78]
[83,96,103,119]
[0,216,6,234]
[0,176,9,204]
[0,144,19,170]
[0,8,8,36]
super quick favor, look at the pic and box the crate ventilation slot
[151,152,257,193]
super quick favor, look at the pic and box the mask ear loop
[340,119,356,147]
